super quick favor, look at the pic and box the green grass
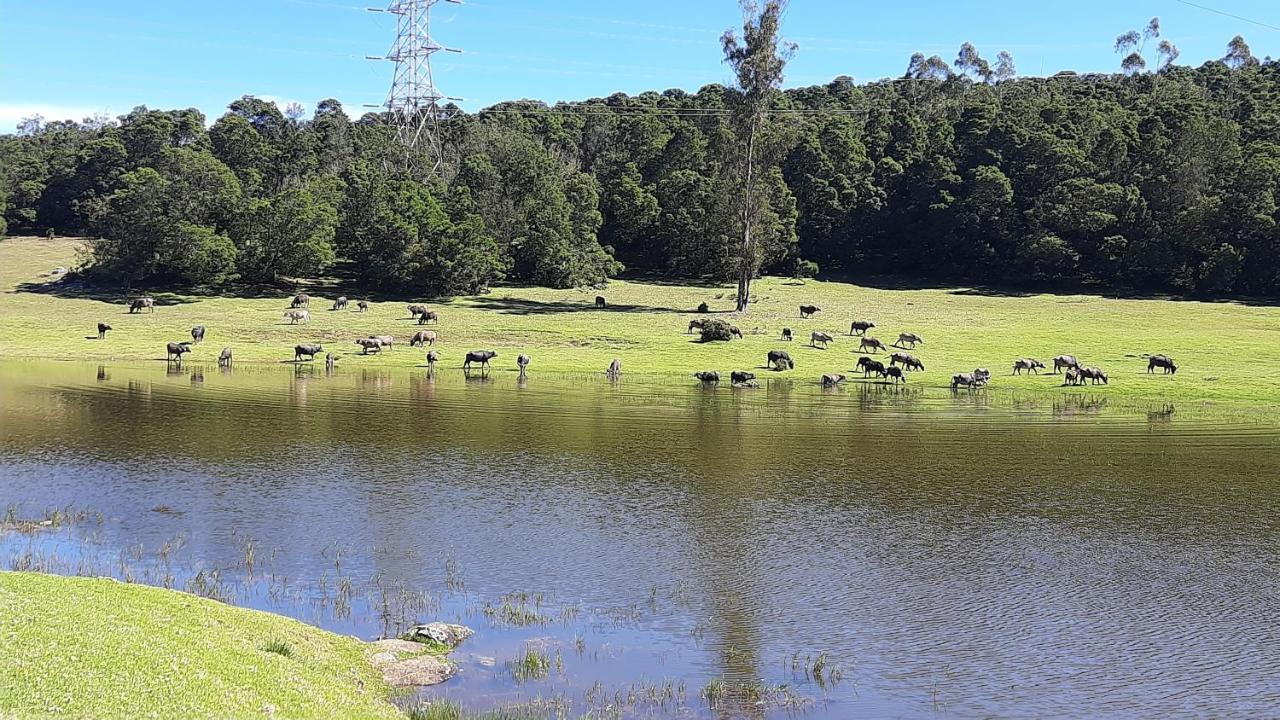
[0,571,402,720]
[3,235,1279,407]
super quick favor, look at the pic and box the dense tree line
[2,28,1278,299]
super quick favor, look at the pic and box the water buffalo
[884,366,905,384]
[811,331,833,348]
[1148,355,1177,374]
[767,350,794,371]
[821,373,845,386]
[128,297,155,314]
[355,338,383,355]
[890,352,924,371]
[166,341,192,362]
[291,293,310,308]
[369,335,394,350]
[974,368,991,383]
[730,370,755,384]
[781,328,793,341]
[1013,358,1045,375]
[732,380,760,389]
[729,325,743,339]
[895,332,923,348]
[295,343,323,361]
[859,337,887,354]
[606,358,622,376]
[1081,366,1108,385]
[1064,367,1085,386]
[218,347,233,366]
[410,331,437,347]
[951,371,983,389]
[190,325,205,344]
[426,350,440,368]
[517,354,530,375]
[799,304,821,318]
[849,320,874,336]
[1053,355,1079,374]
[417,311,439,326]
[325,352,337,369]
[857,358,887,378]
[464,350,497,370]
[97,322,111,339]
[688,319,707,334]
[595,296,606,308]
[332,296,348,311]
[408,304,428,318]
[283,309,309,324]
[356,300,369,312]
[694,371,720,384]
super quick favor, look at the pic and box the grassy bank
[0,571,402,719]
[3,236,1278,406]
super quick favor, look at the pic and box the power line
[1172,0,1280,33]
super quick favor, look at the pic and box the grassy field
[0,571,402,719]
[2,235,1279,406]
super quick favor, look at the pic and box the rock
[380,655,457,687]
[368,652,397,667]
[368,638,427,655]
[402,622,474,649]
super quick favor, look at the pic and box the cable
[1172,0,1280,32]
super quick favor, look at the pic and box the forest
[1,20,1277,300]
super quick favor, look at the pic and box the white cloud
[0,103,114,132]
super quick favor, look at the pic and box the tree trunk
[735,116,758,313]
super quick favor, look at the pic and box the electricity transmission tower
[366,0,462,176]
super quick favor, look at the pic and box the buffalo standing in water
[517,354,530,376]
[410,331,437,347]
[166,342,193,363]
[857,357,887,378]
[426,350,440,370]
[1053,355,1079,374]
[190,325,206,344]
[884,366,905,384]
[849,320,874,336]
[354,338,383,355]
[291,293,310,308]
[464,350,497,371]
[890,352,924,371]
[731,370,755,384]
[895,332,924,349]
[859,337,887,354]
[811,331,833,348]
[218,347,233,367]
[694,371,720,384]
[417,311,439,326]
[951,371,983,389]
[1081,366,1109,385]
[325,352,337,369]
[781,327,793,341]
[821,373,845,387]
[295,344,323,362]
[97,322,112,339]
[606,358,622,377]
[129,297,155,314]
[332,296,348,311]
[799,304,821,318]
[767,350,794,371]
[1148,355,1177,374]
[1013,358,1045,375]
[595,296,607,308]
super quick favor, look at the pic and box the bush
[699,318,734,342]
[697,301,709,313]
[793,258,819,279]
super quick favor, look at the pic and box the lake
[2,359,1278,718]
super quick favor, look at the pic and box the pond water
[2,359,1278,718]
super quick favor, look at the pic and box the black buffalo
[464,350,497,370]
[294,343,323,362]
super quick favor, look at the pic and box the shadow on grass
[468,297,685,315]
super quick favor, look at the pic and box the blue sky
[1,0,1276,131]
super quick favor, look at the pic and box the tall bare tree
[722,0,796,312]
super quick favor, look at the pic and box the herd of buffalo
[105,294,1179,391]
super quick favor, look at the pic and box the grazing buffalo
[325,352,337,369]
[291,293,310,308]
[821,373,845,387]
[1148,355,1177,374]
[799,304,821,318]
[464,350,498,371]
[1013,358,1045,375]
[128,297,155,314]
[781,328,793,342]
[408,304,428,319]
[849,320,874,336]
[410,331,437,347]
[295,344,323,362]
[1081,366,1109,385]
[1064,367,1085,386]
[332,296,348,311]
[890,352,924,371]
[767,350,794,371]
[694,371,720,384]
[811,331,834,348]
[417,311,439,326]
[166,342,192,362]
[369,335,394,350]
[190,325,205,344]
[884,366,905,384]
[729,325,743,339]
[859,337,887,354]
[426,350,440,369]
[1053,355,1079,374]
[895,332,923,349]
[97,322,111,339]
[595,296,607,308]
[517,354,530,375]
[857,357,887,378]
[218,347,233,367]
[688,319,707,334]
[606,358,622,376]
[731,370,755,384]
[355,338,383,355]
[951,372,982,389]
[283,309,309,324]
[356,300,369,312]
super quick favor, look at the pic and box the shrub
[793,258,819,279]
[697,301,709,313]
[699,318,734,342]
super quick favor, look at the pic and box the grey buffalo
[730,370,755,384]
[97,322,112,339]
[417,311,439,325]
[1081,366,1109,385]
[895,332,923,348]
[890,352,924,371]
[190,325,205,344]
[295,344,323,362]
[781,327,792,341]
[356,300,369,312]
[408,304,428,319]
[799,304,821,318]
[426,350,440,369]
[369,335,394,350]
[849,320,874,336]
[283,309,309,324]
[1064,367,1085,386]
[821,373,845,386]
[218,347,233,366]
[128,297,155,314]
[464,350,497,370]
[811,331,833,348]
[410,331,437,347]
[325,352,337,369]
[332,296,348,311]
[694,371,720,384]
[951,371,983,389]
[291,293,310,308]
[732,380,760,389]
[1053,355,1079,374]
[354,338,383,354]
[606,358,622,376]
[166,341,192,362]
[517,353,531,376]
[767,350,794,371]
[859,337,887,354]
[1013,358,1045,375]
[1148,355,1177,374]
